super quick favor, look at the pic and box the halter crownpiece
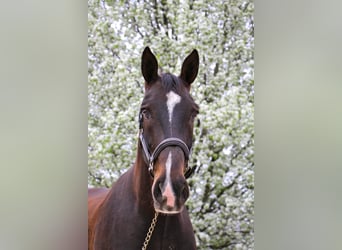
[138,113,195,179]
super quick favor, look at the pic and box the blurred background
[2,0,341,249]
[88,0,254,249]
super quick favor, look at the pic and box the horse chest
[148,215,196,250]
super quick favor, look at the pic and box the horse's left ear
[180,49,199,87]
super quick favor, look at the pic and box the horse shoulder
[92,169,143,249]
[88,187,109,250]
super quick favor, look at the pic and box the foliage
[88,0,254,249]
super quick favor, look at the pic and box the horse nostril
[158,183,167,202]
[153,181,162,201]
[181,184,189,201]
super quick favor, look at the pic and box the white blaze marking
[166,91,181,124]
[163,152,175,208]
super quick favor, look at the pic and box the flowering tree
[88,0,254,248]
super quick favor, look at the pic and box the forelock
[161,73,181,92]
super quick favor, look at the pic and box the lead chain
[142,212,159,250]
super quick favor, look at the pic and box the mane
[161,73,181,92]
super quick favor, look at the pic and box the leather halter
[139,113,195,179]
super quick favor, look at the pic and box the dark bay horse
[88,47,199,250]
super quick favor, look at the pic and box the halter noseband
[139,113,195,179]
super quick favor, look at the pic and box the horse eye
[191,111,198,121]
[142,109,151,119]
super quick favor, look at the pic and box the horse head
[139,47,199,214]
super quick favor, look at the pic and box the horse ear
[180,49,199,87]
[141,47,158,86]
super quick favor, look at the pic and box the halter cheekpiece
[138,112,195,179]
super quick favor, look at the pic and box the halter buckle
[148,161,154,177]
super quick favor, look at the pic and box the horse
[88,47,199,250]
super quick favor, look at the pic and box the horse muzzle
[152,177,189,214]
[151,150,190,214]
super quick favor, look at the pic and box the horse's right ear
[141,47,158,87]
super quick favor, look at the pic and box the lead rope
[142,212,159,250]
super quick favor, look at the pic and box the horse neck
[133,143,154,212]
